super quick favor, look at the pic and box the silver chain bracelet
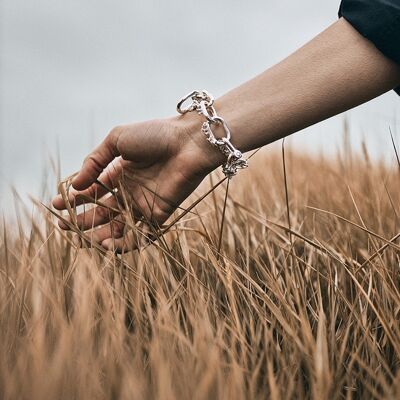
[176,90,248,178]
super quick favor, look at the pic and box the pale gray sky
[0,0,399,208]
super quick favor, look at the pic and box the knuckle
[150,205,170,224]
[95,206,110,220]
[109,125,123,139]
[111,222,125,237]
[84,154,103,174]
[109,125,124,148]
[86,185,98,200]
[134,197,149,216]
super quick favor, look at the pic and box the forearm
[181,18,400,159]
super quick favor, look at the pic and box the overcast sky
[0,0,399,209]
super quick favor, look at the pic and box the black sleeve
[339,0,400,95]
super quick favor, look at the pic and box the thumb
[72,127,122,190]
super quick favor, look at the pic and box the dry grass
[0,142,399,399]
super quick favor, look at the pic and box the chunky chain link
[177,90,248,178]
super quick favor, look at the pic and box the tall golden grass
[0,140,399,399]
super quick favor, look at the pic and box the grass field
[0,141,399,399]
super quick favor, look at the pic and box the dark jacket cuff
[339,0,400,95]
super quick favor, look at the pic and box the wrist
[171,112,226,176]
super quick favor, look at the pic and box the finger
[101,232,137,253]
[74,195,121,231]
[72,127,123,191]
[58,194,119,230]
[86,219,126,244]
[122,181,172,227]
[101,223,153,253]
[53,159,123,210]
[53,181,111,211]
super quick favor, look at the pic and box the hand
[52,115,223,252]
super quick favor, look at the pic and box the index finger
[72,127,122,191]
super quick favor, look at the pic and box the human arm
[52,18,400,252]
[183,17,400,153]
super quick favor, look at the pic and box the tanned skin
[53,18,400,252]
